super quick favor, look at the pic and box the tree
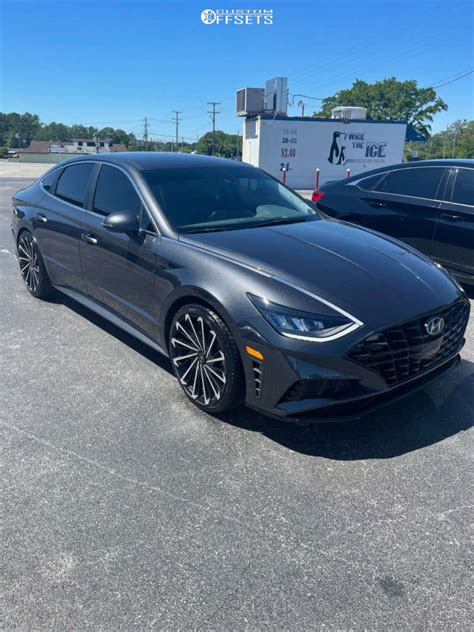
[314,78,448,137]
[196,131,240,158]
[406,119,474,159]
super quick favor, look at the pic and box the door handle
[367,200,387,208]
[440,213,461,222]
[35,213,48,224]
[81,232,98,245]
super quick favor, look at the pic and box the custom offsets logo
[201,9,273,25]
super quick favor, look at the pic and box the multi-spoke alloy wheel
[17,231,53,298]
[169,304,244,413]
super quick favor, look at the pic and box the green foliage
[0,112,137,148]
[314,78,448,137]
[406,119,474,159]
[0,112,41,147]
[196,131,240,158]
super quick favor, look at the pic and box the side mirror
[102,211,139,235]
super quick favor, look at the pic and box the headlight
[248,294,361,342]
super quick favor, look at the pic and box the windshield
[142,165,319,233]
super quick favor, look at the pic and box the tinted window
[41,170,57,192]
[355,173,386,191]
[142,166,317,233]
[93,165,142,216]
[452,168,474,206]
[56,163,94,207]
[377,167,444,199]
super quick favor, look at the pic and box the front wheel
[169,304,244,414]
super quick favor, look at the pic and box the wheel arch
[163,289,238,354]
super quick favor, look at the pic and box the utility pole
[452,131,457,158]
[298,100,305,116]
[208,102,221,155]
[143,116,149,151]
[172,111,182,152]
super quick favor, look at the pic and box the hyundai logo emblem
[425,316,445,336]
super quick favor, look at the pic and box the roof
[60,152,246,171]
[255,114,408,125]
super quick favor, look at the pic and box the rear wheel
[17,231,53,299]
[169,304,244,414]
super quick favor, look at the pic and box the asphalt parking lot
[1,165,473,630]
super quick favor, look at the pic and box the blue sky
[1,0,473,140]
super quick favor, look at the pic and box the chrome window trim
[353,165,447,203]
[39,166,64,195]
[42,160,98,210]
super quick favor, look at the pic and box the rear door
[431,166,474,279]
[359,166,447,255]
[79,163,159,339]
[34,162,96,293]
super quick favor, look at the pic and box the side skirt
[56,286,168,357]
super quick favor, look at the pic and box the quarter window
[451,169,474,206]
[41,170,57,192]
[55,163,95,207]
[355,173,386,191]
[377,167,445,200]
[93,164,142,217]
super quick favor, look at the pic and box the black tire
[169,303,244,414]
[17,231,54,299]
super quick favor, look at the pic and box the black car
[315,159,474,285]
[11,153,470,423]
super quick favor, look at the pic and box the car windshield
[142,166,319,233]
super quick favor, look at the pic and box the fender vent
[252,360,263,398]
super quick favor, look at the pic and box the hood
[181,218,461,329]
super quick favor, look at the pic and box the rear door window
[376,167,445,200]
[451,168,474,206]
[55,163,95,208]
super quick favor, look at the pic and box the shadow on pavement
[219,364,473,460]
[57,291,473,461]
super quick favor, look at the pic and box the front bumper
[239,298,470,424]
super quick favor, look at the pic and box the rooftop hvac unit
[264,77,288,114]
[236,88,265,116]
[331,106,367,120]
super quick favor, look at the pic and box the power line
[431,69,473,89]
[172,111,182,152]
[208,102,221,155]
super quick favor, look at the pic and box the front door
[79,163,159,340]
[432,166,474,279]
[364,166,447,256]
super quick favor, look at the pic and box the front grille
[347,299,469,386]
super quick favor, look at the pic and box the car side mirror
[102,211,139,235]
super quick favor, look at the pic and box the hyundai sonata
[12,153,470,422]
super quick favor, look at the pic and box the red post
[281,168,286,184]
[346,168,351,178]
[315,168,320,191]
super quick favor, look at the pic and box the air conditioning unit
[236,88,265,116]
[264,77,288,114]
[331,106,367,120]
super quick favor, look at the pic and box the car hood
[181,218,461,329]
